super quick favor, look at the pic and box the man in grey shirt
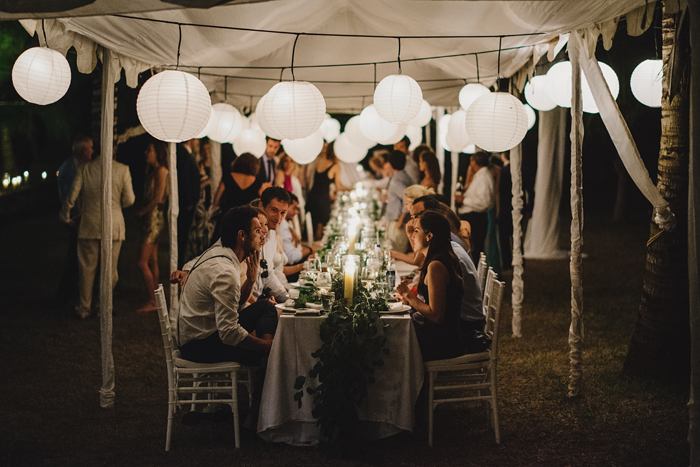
[383,150,412,253]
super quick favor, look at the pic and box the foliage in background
[294,283,389,457]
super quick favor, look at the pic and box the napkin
[389,301,405,310]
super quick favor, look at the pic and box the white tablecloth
[257,314,424,445]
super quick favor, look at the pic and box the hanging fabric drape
[567,31,585,399]
[523,106,568,259]
[99,48,116,408]
[510,144,524,338]
[575,29,676,231]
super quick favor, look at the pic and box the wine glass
[316,270,332,295]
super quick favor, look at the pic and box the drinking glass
[321,292,336,312]
[316,271,332,291]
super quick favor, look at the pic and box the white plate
[379,304,412,314]
[305,302,323,310]
[294,309,321,315]
[275,304,321,315]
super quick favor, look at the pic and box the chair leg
[166,389,174,452]
[247,368,253,408]
[491,363,500,444]
[191,372,199,411]
[231,371,240,448]
[428,371,436,447]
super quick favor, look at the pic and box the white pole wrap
[99,48,116,408]
[510,144,524,338]
[168,142,179,338]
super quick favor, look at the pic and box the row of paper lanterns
[12,46,663,159]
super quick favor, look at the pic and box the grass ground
[0,209,689,466]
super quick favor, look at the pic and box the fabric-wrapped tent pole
[510,144,524,338]
[168,142,179,329]
[568,31,585,399]
[99,48,116,408]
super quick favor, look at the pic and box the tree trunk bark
[623,9,690,383]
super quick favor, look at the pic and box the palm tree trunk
[623,9,690,383]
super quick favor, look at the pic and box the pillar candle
[344,262,356,304]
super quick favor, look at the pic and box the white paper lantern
[581,62,619,114]
[319,116,341,142]
[405,125,423,151]
[282,131,324,165]
[345,115,375,149]
[249,112,263,133]
[458,83,491,111]
[334,132,367,163]
[373,74,423,124]
[194,108,215,139]
[631,59,662,108]
[136,70,212,143]
[12,47,71,105]
[233,128,266,158]
[207,103,243,143]
[464,144,476,154]
[524,75,556,111]
[525,104,536,130]
[465,92,528,152]
[255,94,284,140]
[359,105,401,143]
[437,113,452,151]
[378,123,407,145]
[263,81,326,140]
[546,61,572,108]
[240,115,250,131]
[447,109,470,150]
[407,99,433,127]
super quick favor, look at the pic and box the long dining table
[257,310,424,446]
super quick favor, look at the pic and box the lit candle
[347,224,357,254]
[344,262,356,304]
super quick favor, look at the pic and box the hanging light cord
[475,54,480,83]
[176,23,182,70]
[291,34,300,81]
[497,36,502,82]
[42,19,48,47]
[397,38,402,74]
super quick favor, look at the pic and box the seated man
[177,206,278,431]
[279,193,314,282]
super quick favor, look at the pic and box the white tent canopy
[16,0,655,112]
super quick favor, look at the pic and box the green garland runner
[293,279,390,457]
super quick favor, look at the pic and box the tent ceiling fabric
[14,0,652,112]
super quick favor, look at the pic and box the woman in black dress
[396,210,464,361]
[305,142,348,240]
[212,153,262,241]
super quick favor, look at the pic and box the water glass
[321,292,335,312]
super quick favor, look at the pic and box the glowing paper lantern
[263,81,326,140]
[524,75,556,111]
[546,61,573,108]
[373,74,423,124]
[407,99,433,127]
[447,109,470,150]
[136,70,212,143]
[345,115,375,149]
[239,115,250,131]
[334,132,367,163]
[282,131,324,165]
[437,113,452,151]
[465,92,528,152]
[458,83,490,111]
[12,47,71,105]
[359,105,401,143]
[405,125,423,151]
[255,94,284,140]
[319,115,341,142]
[233,129,266,158]
[194,109,215,139]
[582,62,619,114]
[207,103,243,143]
[525,104,536,130]
[377,123,407,145]
[631,59,662,108]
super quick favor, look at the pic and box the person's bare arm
[139,167,168,217]
[396,261,449,324]
[213,177,226,207]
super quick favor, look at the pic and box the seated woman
[396,211,464,362]
[391,184,434,265]
[418,149,441,191]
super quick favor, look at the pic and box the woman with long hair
[396,211,464,361]
[305,142,349,240]
[212,153,262,242]
[136,140,169,312]
[418,150,441,191]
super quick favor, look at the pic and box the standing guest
[396,211,464,362]
[135,140,169,313]
[394,135,421,184]
[212,153,262,242]
[275,153,305,221]
[256,137,280,186]
[59,148,135,319]
[56,135,93,308]
[305,142,349,240]
[383,150,412,253]
[176,139,202,268]
[455,151,494,262]
[418,150,441,191]
[177,206,277,432]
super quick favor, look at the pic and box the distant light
[631,59,662,108]
[41,171,47,179]
[23,171,29,180]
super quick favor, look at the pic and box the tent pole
[688,2,700,463]
[510,144,524,338]
[168,142,179,329]
[568,31,585,399]
[99,47,116,408]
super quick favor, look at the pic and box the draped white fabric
[523,107,568,259]
[510,144,524,338]
[14,0,653,112]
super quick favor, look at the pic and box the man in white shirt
[455,151,494,261]
[178,206,277,431]
[254,187,291,301]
